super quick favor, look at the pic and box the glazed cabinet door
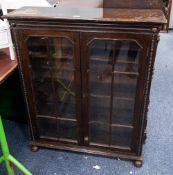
[17,30,82,145]
[81,32,149,154]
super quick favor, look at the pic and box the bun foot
[31,145,39,152]
[133,160,143,168]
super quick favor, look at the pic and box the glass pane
[89,123,109,145]
[54,37,73,59]
[90,96,110,123]
[37,117,57,139]
[114,62,138,73]
[31,67,56,117]
[57,94,76,119]
[90,40,113,60]
[88,39,141,148]
[27,37,48,60]
[52,38,75,120]
[111,126,132,147]
[26,35,78,143]
[54,69,76,119]
[58,120,77,141]
[89,40,112,125]
[26,36,76,119]
[115,40,140,64]
[37,102,56,117]
[88,40,112,146]
[113,73,138,99]
[90,70,112,96]
[112,99,135,126]
[27,37,73,65]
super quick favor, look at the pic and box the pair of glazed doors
[18,29,149,154]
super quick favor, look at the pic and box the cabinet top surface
[4,7,166,24]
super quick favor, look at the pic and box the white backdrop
[0,0,51,9]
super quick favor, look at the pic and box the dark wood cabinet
[4,3,166,167]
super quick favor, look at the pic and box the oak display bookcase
[4,0,166,167]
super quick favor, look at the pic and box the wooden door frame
[81,31,149,155]
[15,29,83,145]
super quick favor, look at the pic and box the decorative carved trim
[13,29,35,140]
[138,31,159,154]
[144,35,155,107]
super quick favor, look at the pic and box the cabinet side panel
[137,31,160,156]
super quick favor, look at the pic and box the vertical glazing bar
[108,40,116,146]
[46,37,60,140]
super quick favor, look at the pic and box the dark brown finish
[30,145,39,152]
[4,3,165,167]
[3,7,166,24]
[133,160,143,168]
[0,48,17,84]
[103,0,164,9]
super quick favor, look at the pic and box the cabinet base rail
[30,140,143,167]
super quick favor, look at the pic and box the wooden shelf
[0,48,17,84]
[29,52,73,60]
[37,115,77,122]
[90,56,138,64]
[90,93,135,101]
[89,121,133,129]
[90,46,140,53]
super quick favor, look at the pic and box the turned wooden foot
[31,145,39,152]
[133,160,143,168]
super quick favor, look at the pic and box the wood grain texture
[103,0,164,9]
[3,7,166,24]
[0,48,17,84]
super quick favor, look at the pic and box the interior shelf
[37,115,77,122]
[90,56,138,65]
[29,52,73,60]
[89,122,133,147]
[90,93,135,101]
[90,59,138,74]
[90,54,139,63]
[89,121,133,129]
[29,59,74,70]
